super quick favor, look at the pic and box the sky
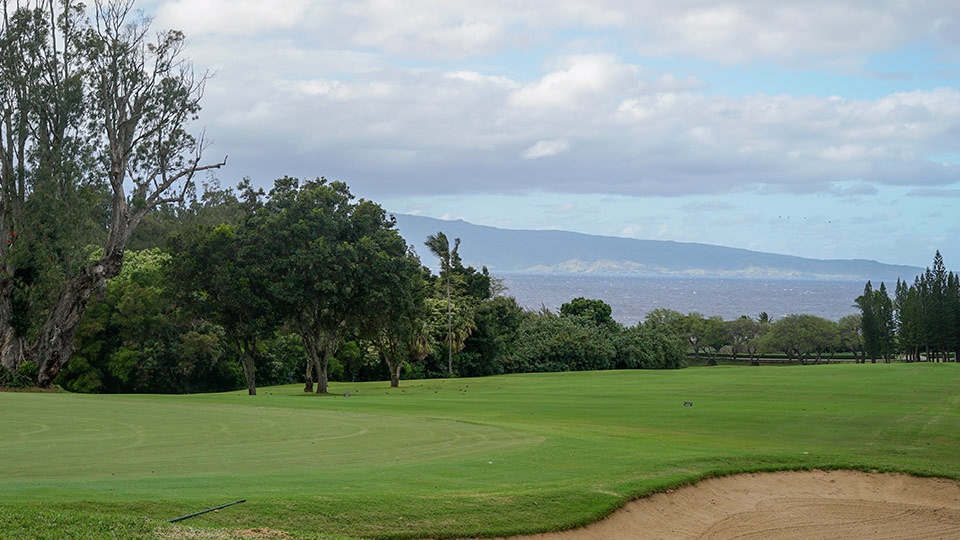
[143,0,959,268]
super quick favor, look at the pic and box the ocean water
[498,274,870,326]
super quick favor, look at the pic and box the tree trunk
[296,319,341,395]
[315,339,336,395]
[0,272,25,371]
[35,258,115,386]
[390,364,401,388]
[303,349,317,393]
[315,355,329,394]
[303,359,314,393]
[381,354,400,388]
[299,327,320,393]
[0,327,27,372]
[232,338,258,396]
[240,353,257,396]
[0,277,28,371]
[303,347,329,394]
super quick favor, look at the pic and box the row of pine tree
[857,252,959,362]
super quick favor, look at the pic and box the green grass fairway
[3,364,960,539]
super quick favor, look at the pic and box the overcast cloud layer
[145,1,959,268]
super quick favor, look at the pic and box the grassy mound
[2,363,959,538]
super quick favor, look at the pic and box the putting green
[2,364,960,539]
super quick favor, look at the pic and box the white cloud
[508,55,639,110]
[192,44,960,196]
[153,1,959,65]
[155,0,312,35]
[819,145,867,162]
[522,139,571,159]
[639,3,908,64]
[932,17,960,47]
[137,0,960,267]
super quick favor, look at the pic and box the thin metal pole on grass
[168,499,246,523]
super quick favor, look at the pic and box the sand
[488,470,960,540]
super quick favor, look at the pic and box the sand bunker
[493,470,960,539]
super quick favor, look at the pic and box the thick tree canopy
[167,222,275,395]
[560,297,616,328]
[247,177,426,394]
[762,314,839,364]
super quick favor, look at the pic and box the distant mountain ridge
[392,214,922,282]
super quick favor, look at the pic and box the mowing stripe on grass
[2,363,960,539]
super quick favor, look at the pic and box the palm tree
[425,232,460,377]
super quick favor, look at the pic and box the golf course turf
[2,363,960,539]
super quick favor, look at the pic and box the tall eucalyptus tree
[0,0,224,386]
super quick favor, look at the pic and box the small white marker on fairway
[488,461,493,464]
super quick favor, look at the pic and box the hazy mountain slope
[393,214,921,281]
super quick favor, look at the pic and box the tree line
[1,175,691,393]
[856,251,959,363]
[617,309,862,366]
[4,160,945,392]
